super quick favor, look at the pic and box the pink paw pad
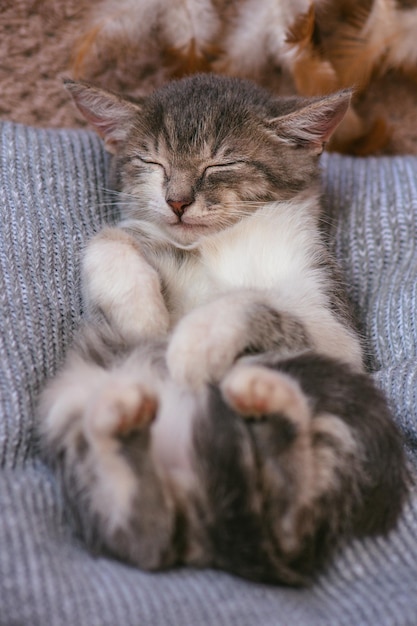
[221,365,310,425]
[116,393,158,435]
[87,382,158,438]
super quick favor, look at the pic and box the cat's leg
[220,361,318,554]
[167,288,363,389]
[39,333,180,570]
[220,353,408,560]
[82,226,170,341]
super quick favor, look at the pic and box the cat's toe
[86,380,158,438]
[221,364,310,425]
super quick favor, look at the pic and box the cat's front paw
[83,227,170,342]
[166,307,242,388]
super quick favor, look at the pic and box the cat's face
[66,74,350,246]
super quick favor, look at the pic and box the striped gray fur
[1,121,417,625]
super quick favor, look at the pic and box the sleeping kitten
[39,74,408,584]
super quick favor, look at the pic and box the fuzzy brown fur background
[2,0,417,154]
[0,0,89,128]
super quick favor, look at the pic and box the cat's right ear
[64,79,142,154]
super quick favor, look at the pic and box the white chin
[168,223,211,246]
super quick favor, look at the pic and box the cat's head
[65,74,350,247]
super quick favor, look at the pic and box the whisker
[122,203,160,215]
[94,200,141,207]
[227,200,287,205]
[100,187,143,202]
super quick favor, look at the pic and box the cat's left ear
[269,90,351,154]
[64,79,143,154]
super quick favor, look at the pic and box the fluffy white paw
[112,291,170,343]
[85,379,158,440]
[83,228,170,342]
[166,308,241,388]
[81,378,158,532]
[221,364,310,425]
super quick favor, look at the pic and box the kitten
[39,74,408,584]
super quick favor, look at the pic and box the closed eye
[133,155,165,169]
[204,161,244,174]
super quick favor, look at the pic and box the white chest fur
[152,200,326,323]
[149,199,363,369]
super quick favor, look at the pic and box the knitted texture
[1,122,416,626]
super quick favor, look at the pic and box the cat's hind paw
[221,364,310,425]
[86,379,158,439]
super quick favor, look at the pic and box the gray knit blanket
[1,121,416,626]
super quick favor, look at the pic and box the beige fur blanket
[1,0,417,154]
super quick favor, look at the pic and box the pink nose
[167,199,192,218]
